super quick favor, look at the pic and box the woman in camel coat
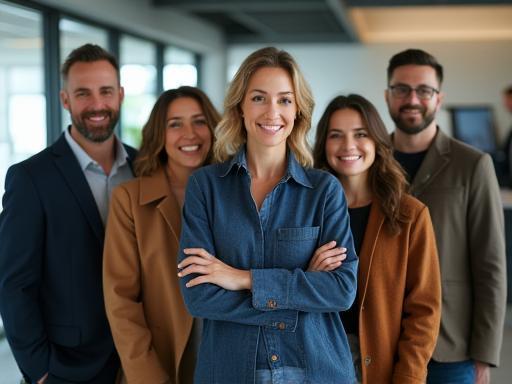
[312,94,442,384]
[103,87,220,384]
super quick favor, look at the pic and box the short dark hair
[504,85,512,96]
[387,48,443,86]
[61,43,120,84]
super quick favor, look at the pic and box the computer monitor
[449,106,497,154]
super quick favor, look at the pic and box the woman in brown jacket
[103,87,220,384]
[312,94,442,384]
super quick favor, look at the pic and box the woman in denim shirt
[177,47,358,384]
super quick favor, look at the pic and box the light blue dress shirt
[64,127,133,224]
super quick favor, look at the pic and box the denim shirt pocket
[274,226,320,269]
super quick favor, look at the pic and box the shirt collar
[64,126,129,171]
[220,146,313,188]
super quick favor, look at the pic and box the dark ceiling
[152,0,512,44]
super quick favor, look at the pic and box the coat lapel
[51,134,104,244]
[139,168,180,242]
[358,203,385,307]
[410,128,451,196]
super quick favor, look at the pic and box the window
[0,0,45,203]
[0,2,46,380]
[120,35,157,148]
[164,46,198,89]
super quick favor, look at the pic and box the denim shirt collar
[220,146,313,189]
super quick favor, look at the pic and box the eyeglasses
[388,84,440,100]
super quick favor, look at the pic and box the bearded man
[0,44,136,384]
[386,49,506,384]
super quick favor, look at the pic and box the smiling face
[165,97,212,176]
[385,64,443,135]
[60,60,123,143]
[325,108,376,183]
[240,66,297,153]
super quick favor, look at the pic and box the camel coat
[103,168,193,384]
[357,194,441,384]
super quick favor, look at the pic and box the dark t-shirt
[394,149,428,182]
[341,203,371,335]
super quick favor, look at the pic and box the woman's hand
[178,248,252,291]
[307,241,347,272]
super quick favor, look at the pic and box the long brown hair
[313,94,408,234]
[134,86,220,176]
[214,46,315,167]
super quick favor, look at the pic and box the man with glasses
[386,49,506,384]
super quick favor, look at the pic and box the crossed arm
[178,241,347,290]
[177,175,357,325]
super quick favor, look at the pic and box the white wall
[32,0,227,107]
[228,41,512,145]
[26,1,512,144]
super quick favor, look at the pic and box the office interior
[0,0,511,382]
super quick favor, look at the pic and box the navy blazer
[0,133,136,382]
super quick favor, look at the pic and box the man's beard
[390,104,435,135]
[70,108,119,143]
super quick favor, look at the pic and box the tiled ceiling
[152,0,512,43]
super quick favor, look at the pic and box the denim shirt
[179,148,358,384]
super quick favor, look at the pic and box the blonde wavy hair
[213,47,315,167]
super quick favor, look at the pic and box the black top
[341,203,371,335]
[394,149,428,183]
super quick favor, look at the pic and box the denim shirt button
[270,354,279,362]
[364,356,371,366]
[267,299,277,309]
[277,322,286,330]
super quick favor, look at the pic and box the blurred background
[0,0,511,382]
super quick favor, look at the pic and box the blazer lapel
[51,134,104,244]
[139,168,180,242]
[358,203,385,307]
[123,144,137,174]
[410,128,451,196]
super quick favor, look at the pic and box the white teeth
[340,156,360,161]
[259,124,281,132]
[181,145,200,152]
[89,115,106,121]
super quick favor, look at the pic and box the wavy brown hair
[313,94,409,234]
[134,86,220,176]
[214,46,315,167]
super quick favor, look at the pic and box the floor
[1,309,512,383]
